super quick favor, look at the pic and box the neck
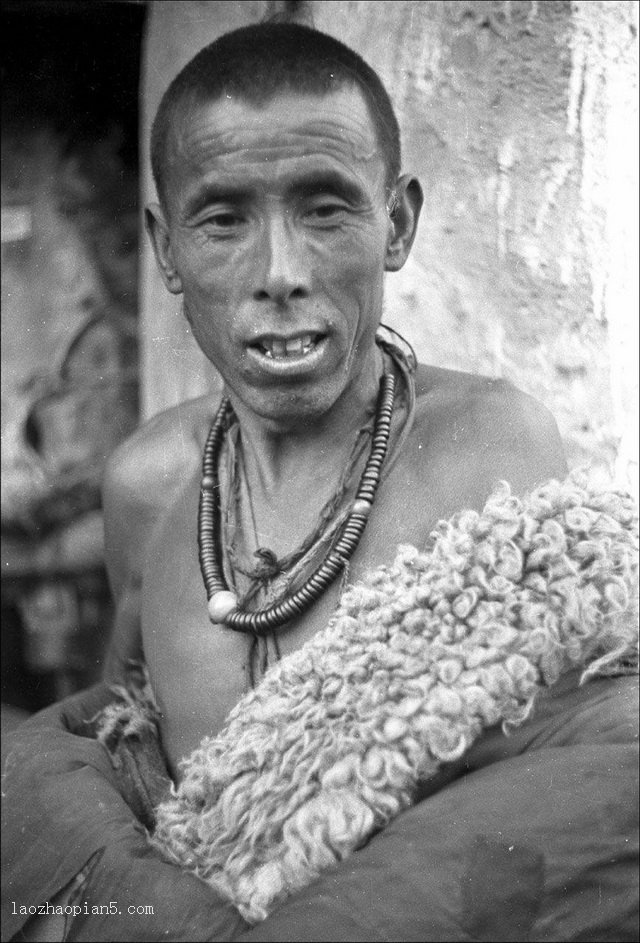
[227,345,384,494]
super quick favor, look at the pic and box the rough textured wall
[141,0,638,494]
[567,0,638,492]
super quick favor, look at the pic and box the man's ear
[384,175,424,272]
[145,203,183,294]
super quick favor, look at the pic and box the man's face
[150,85,400,425]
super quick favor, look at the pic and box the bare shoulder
[103,395,217,510]
[412,363,567,496]
[414,363,562,437]
[102,394,219,580]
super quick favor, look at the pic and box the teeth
[285,337,303,355]
[259,334,317,359]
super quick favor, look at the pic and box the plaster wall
[140,0,638,494]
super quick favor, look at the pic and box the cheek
[312,228,387,296]
[176,250,233,322]
[179,268,234,355]
[177,240,264,321]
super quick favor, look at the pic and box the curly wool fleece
[149,473,638,923]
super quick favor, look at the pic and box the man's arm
[100,416,170,684]
[101,394,219,682]
[100,450,145,683]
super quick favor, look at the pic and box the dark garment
[2,672,638,942]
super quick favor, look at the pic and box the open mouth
[251,333,324,360]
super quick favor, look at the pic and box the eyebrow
[183,184,253,218]
[287,170,366,205]
[182,169,367,218]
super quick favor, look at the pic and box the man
[3,22,637,943]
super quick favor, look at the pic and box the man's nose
[253,214,311,303]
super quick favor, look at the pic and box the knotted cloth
[97,471,638,923]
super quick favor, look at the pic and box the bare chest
[135,368,562,777]
[139,449,442,776]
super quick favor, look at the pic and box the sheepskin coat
[95,472,638,925]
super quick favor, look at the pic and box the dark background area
[2,0,146,714]
[2,0,145,166]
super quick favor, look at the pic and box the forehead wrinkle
[174,125,379,169]
[168,138,385,220]
[164,88,385,203]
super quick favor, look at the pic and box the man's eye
[306,202,347,222]
[203,212,244,230]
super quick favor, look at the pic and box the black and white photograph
[2,2,638,940]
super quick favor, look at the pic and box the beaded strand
[198,371,395,635]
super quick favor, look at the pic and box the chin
[244,384,341,429]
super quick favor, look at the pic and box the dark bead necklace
[198,371,396,636]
